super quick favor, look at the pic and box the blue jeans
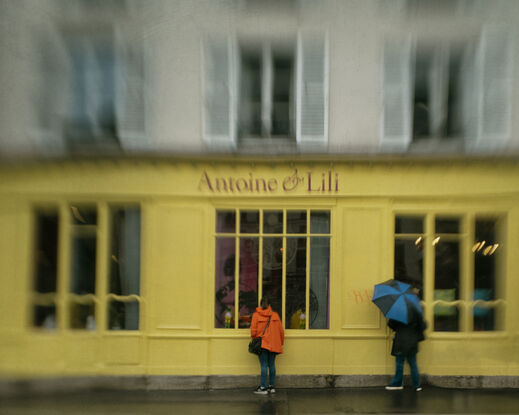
[258,349,277,389]
[389,354,420,388]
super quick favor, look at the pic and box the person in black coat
[386,310,427,391]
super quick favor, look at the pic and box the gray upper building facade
[1,0,518,158]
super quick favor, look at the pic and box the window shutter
[37,31,69,154]
[203,36,237,151]
[429,44,449,138]
[473,26,513,150]
[297,31,328,152]
[115,27,146,151]
[461,45,478,145]
[380,38,412,152]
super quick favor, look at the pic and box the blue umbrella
[372,279,422,324]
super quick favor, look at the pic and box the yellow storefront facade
[1,157,518,388]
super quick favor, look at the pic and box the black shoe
[254,386,268,395]
[268,386,276,393]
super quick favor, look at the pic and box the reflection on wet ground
[1,387,519,414]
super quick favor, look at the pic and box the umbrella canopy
[371,279,422,324]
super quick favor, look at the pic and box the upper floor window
[412,44,464,141]
[31,204,142,331]
[203,33,328,152]
[394,213,505,332]
[37,26,145,154]
[64,32,119,152]
[238,42,295,140]
[381,26,513,152]
[215,209,331,330]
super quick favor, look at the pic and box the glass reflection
[286,237,306,328]
[239,238,258,328]
[215,237,235,328]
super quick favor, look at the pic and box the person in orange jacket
[250,297,284,395]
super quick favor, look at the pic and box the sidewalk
[1,387,519,414]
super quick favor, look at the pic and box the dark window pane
[262,237,283,317]
[272,52,294,136]
[287,210,306,233]
[310,211,330,234]
[238,49,261,137]
[108,300,139,330]
[71,206,97,225]
[473,218,499,331]
[109,207,140,296]
[215,237,235,328]
[434,240,460,331]
[474,219,497,298]
[240,210,259,233]
[263,210,283,234]
[286,237,306,328]
[395,216,423,234]
[239,238,259,328]
[435,218,460,233]
[216,210,235,233]
[435,241,460,294]
[69,302,95,330]
[433,303,459,332]
[310,237,330,329]
[33,305,56,329]
[394,239,424,295]
[34,212,58,293]
[71,235,96,294]
[473,302,495,332]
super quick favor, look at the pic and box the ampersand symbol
[283,169,303,191]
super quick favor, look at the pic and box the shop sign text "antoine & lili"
[198,169,339,194]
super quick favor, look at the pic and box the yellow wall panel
[281,338,334,374]
[333,338,389,374]
[147,338,208,374]
[103,336,142,365]
[341,208,384,329]
[208,338,261,374]
[149,204,205,331]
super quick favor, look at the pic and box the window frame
[213,205,333,331]
[393,210,507,335]
[29,200,144,333]
[237,40,297,142]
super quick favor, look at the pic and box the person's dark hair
[260,297,270,309]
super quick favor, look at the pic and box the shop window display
[394,214,504,332]
[31,204,142,331]
[215,209,330,330]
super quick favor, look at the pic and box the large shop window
[394,214,505,332]
[215,209,331,330]
[31,204,141,331]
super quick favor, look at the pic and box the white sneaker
[254,386,268,395]
[415,386,423,392]
[385,385,404,390]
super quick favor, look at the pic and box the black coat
[388,318,427,357]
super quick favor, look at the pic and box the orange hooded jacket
[250,306,284,354]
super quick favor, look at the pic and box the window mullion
[281,209,286,329]
[424,213,435,329]
[57,202,71,330]
[96,202,109,332]
[234,235,240,329]
[258,209,263,306]
[463,213,475,331]
[305,217,310,330]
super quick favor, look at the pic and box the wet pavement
[1,387,519,414]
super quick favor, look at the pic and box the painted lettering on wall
[198,169,339,194]
[348,289,374,304]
